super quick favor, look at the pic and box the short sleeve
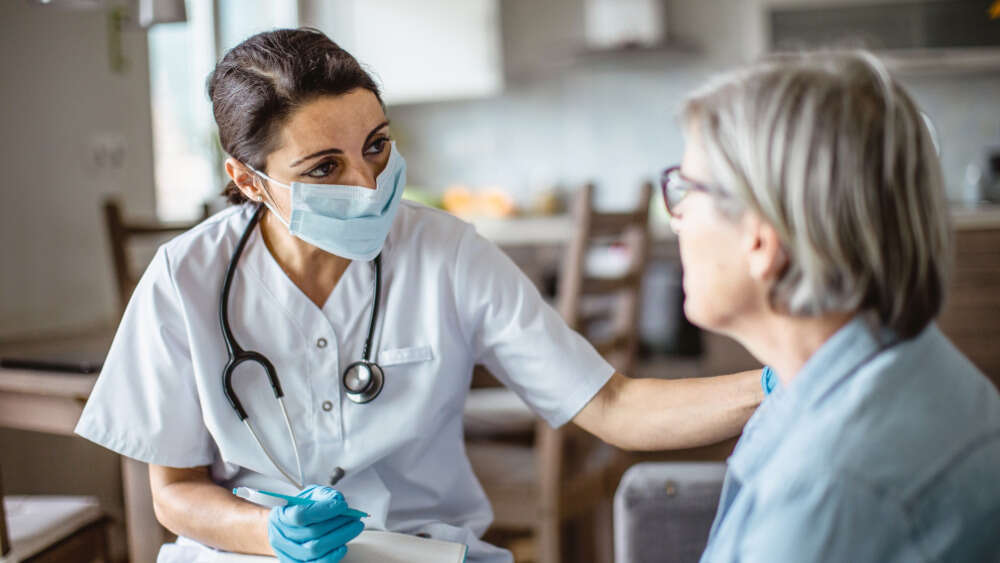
[75,246,214,467]
[454,228,615,428]
[737,475,914,562]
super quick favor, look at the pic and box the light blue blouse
[701,316,1000,562]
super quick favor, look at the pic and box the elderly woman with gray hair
[662,51,1000,561]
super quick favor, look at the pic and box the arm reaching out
[572,371,762,451]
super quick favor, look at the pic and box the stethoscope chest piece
[343,360,384,404]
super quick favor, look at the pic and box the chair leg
[121,457,166,562]
[593,499,614,563]
[536,514,561,563]
[96,519,112,562]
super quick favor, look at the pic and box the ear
[743,212,787,282]
[225,158,262,202]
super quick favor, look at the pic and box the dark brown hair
[208,28,383,204]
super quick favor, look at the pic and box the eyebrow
[288,120,391,168]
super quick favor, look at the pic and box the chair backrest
[614,462,727,563]
[556,182,653,376]
[537,181,654,523]
[103,198,209,311]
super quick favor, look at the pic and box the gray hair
[682,50,952,339]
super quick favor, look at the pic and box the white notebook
[206,530,467,563]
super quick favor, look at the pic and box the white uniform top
[75,202,614,562]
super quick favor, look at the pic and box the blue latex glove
[267,485,365,563]
[761,366,778,395]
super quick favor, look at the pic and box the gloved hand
[267,485,365,563]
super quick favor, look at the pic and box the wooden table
[471,214,677,246]
[0,367,163,563]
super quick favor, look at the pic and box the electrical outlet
[88,132,126,172]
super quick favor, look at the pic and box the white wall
[0,1,156,339]
[388,0,1000,210]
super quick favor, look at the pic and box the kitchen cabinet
[757,0,1000,74]
[938,207,1000,387]
[302,0,503,105]
[502,0,670,80]
[302,0,677,101]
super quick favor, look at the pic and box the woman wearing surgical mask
[75,28,763,563]
[665,51,1000,562]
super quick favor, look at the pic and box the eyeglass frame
[659,165,724,219]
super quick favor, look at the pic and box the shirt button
[322,400,333,412]
[316,337,328,348]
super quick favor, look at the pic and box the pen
[232,486,369,518]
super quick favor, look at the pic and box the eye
[364,136,390,156]
[304,160,337,179]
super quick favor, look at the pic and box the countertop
[473,204,1000,246]
[951,205,1000,229]
[471,215,675,246]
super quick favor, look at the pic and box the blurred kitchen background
[1,1,999,561]
[3,0,1000,342]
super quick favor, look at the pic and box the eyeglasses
[659,165,718,218]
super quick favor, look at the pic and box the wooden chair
[465,182,653,563]
[556,182,652,376]
[0,465,111,562]
[103,198,210,311]
[101,198,210,560]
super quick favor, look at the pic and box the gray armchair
[613,462,727,563]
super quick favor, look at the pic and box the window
[147,0,296,221]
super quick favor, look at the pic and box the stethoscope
[219,204,385,487]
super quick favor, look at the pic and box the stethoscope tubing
[220,204,303,487]
[220,205,286,420]
[218,203,386,488]
[362,254,381,362]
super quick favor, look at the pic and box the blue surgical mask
[250,142,406,261]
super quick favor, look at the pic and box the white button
[316,337,328,348]
[322,400,333,412]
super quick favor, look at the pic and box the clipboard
[171,530,468,563]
